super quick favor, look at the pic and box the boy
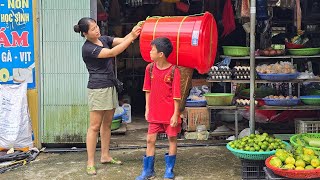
[136,37,181,180]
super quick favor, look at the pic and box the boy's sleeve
[143,64,151,92]
[173,67,181,100]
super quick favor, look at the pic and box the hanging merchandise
[221,0,236,37]
[280,0,294,9]
[241,0,250,18]
[256,0,269,20]
[296,0,302,33]
[139,12,218,74]
[109,0,121,24]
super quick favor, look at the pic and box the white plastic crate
[295,118,320,134]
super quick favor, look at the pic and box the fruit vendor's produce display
[228,133,287,152]
[269,147,320,170]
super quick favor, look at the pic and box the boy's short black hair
[151,37,173,58]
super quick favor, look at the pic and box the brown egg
[269,50,277,56]
[276,50,283,55]
[263,50,270,56]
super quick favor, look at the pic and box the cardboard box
[182,107,210,132]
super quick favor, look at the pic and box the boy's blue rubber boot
[136,155,155,180]
[164,153,176,179]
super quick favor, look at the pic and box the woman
[73,17,141,175]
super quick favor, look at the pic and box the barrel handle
[176,16,188,66]
[152,17,163,40]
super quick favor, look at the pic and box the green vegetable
[303,136,320,148]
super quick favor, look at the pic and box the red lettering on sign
[11,31,29,47]
[0,28,29,47]
[0,28,11,47]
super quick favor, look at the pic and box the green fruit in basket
[261,144,268,151]
[269,145,275,150]
[295,166,305,170]
[285,157,296,165]
[303,155,312,164]
[262,132,269,137]
[270,157,283,168]
[259,149,264,152]
[295,159,306,168]
[276,149,286,155]
[245,146,250,151]
[280,143,286,149]
[310,155,317,160]
[295,155,302,160]
[278,153,289,162]
[249,134,255,139]
[283,164,295,170]
[305,165,315,170]
[268,137,275,143]
[250,147,255,152]
[311,158,320,167]
[304,148,315,156]
[295,146,304,155]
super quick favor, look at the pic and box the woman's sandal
[86,166,97,175]
[101,158,123,165]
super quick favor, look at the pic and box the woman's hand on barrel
[130,26,142,39]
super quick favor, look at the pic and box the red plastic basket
[285,42,305,49]
[265,156,320,179]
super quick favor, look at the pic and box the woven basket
[178,66,194,112]
[266,156,320,179]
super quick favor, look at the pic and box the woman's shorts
[88,87,118,111]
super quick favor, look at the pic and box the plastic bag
[187,85,209,100]
[0,83,33,150]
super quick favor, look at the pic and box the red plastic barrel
[139,12,218,74]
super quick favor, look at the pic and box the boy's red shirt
[143,63,181,124]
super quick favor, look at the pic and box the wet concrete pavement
[1,146,242,180]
